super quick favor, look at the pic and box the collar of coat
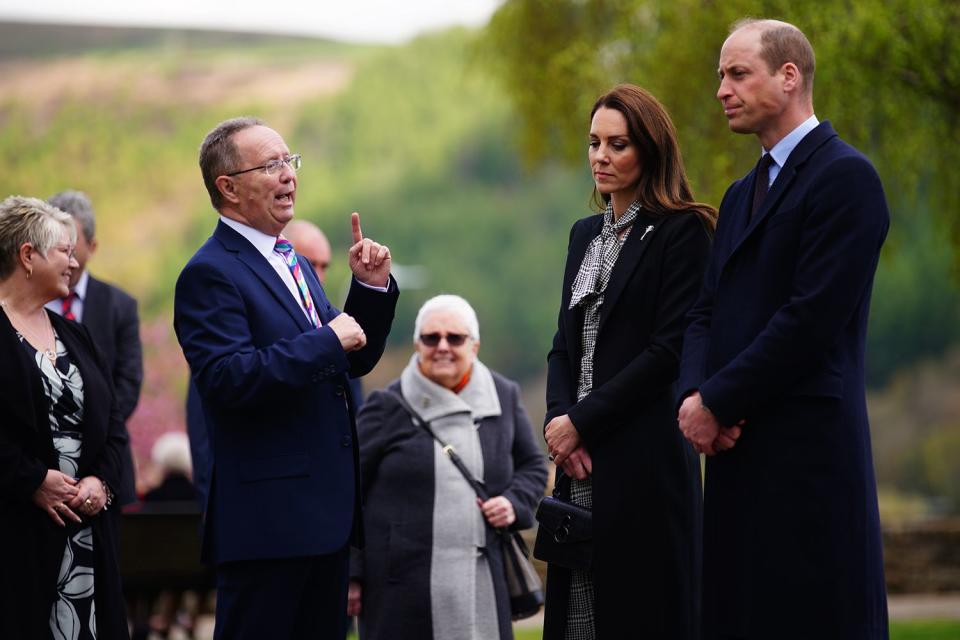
[399,353,502,424]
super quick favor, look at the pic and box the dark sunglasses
[419,332,469,347]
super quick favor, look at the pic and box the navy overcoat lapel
[723,121,838,270]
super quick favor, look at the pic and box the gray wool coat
[350,363,547,640]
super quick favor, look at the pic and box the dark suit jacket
[543,210,710,639]
[0,310,129,639]
[82,275,142,505]
[173,220,398,565]
[678,122,889,639]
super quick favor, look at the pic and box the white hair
[151,431,193,477]
[413,294,480,342]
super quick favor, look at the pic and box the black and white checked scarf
[570,200,641,404]
[568,200,642,312]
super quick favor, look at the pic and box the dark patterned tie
[751,153,775,219]
[61,291,77,321]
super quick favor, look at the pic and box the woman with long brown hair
[542,84,714,639]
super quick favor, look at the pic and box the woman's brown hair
[590,84,717,229]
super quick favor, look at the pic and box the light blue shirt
[762,114,819,187]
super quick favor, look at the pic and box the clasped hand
[545,414,593,480]
[677,391,744,456]
[32,470,108,526]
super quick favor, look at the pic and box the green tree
[480,0,960,383]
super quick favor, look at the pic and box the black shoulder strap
[389,389,490,501]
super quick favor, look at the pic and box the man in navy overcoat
[174,117,398,639]
[678,19,889,639]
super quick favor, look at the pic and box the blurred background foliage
[0,0,958,518]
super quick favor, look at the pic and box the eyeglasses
[225,154,301,177]
[419,332,469,347]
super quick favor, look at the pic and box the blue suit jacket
[174,220,398,565]
[679,122,889,638]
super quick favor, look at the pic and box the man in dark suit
[46,190,143,506]
[677,19,889,639]
[174,117,398,640]
[186,219,364,507]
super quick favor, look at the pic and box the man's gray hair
[413,294,480,342]
[48,190,95,242]
[199,116,265,211]
[0,195,77,279]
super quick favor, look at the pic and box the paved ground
[514,593,960,629]
[888,593,960,619]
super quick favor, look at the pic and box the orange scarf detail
[451,367,472,394]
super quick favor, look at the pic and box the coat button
[341,436,351,447]
[334,386,345,396]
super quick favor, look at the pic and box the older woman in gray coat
[348,294,547,640]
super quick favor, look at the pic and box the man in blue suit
[174,117,398,639]
[677,20,889,639]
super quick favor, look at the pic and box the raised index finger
[351,212,363,244]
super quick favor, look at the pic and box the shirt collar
[765,114,819,168]
[72,270,90,300]
[219,215,278,259]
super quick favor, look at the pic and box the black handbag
[389,391,544,620]
[533,473,593,570]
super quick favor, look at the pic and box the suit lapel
[213,222,312,332]
[301,260,335,325]
[722,122,838,269]
[81,276,105,328]
[598,212,660,335]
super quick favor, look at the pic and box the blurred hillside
[1,10,958,516]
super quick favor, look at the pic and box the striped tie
[274,236,321,328]
[61,291,77,321]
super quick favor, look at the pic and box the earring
[26,267,32,279]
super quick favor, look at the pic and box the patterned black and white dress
[17,330,98,640]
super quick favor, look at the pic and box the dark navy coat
[679,121,889,639]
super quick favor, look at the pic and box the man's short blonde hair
[732,18,816,96]
[0,195,77,279]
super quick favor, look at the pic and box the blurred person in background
[47,189,143,507]
[0,195,129,639]
[143,431,197,503]
[542,84,715,639]
[283,219,332,284]
[348,294,547,640]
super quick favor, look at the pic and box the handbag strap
[389,389,491,501]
